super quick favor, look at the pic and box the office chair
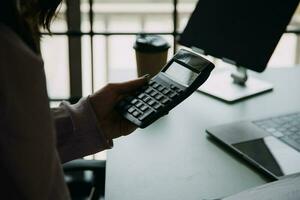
[63,159,106,200]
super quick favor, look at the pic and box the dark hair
[0,0,62,53]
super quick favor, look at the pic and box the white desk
[105,68,300,200]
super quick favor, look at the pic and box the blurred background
[43,0,300,160]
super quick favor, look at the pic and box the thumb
[116,74,150,94]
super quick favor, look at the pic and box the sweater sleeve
[52,97,113,163]
[0,24,70,200]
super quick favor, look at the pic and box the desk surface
[105,68,300,200]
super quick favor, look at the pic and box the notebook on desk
[222,175,300,200]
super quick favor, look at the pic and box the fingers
[113,74,150,94]
[120,119,138,136]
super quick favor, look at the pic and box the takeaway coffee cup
[134,35,170,78]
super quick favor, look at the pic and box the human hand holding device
[89,76,149,140]
[116,49,215,128]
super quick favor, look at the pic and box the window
[44,0,300,159]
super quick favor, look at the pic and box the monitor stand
[198,67,273,103]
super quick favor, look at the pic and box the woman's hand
[89,76,149,140]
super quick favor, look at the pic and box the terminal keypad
[121,80,182,122]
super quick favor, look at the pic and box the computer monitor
[179,0,299,102]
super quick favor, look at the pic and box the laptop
[206,111,300,180]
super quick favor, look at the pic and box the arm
[52,97,112,163]
[52,76,149,163]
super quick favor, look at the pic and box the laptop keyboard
[253,112,300,152]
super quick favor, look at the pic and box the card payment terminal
[116,49,214,128]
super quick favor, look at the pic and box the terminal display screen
[165,62,198,86]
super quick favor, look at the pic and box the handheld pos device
[116,49,214,128]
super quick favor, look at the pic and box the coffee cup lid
[134,34,170,53]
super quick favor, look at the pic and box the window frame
[45,0,300,103]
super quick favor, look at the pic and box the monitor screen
[179,0,299,72]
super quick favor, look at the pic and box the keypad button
[138,109,155,121]
[162,89,170,95]
[138,93,146,99]
[127,107,136,113]
[145,88,153,94]
[140,105,149,111]
[161,97,170,104]
[143,96,151,102]
[150,91,158,97]
[284,130,294,136]
[131,99,138,104]
[176,89,183,93]
[280,137,300,152]
[135,101,143,108]
[148,100,156,106]
[152,83,160,88]
[167,92,177,98]
[157,85,165,92]
[132,111,141,117]
[170,85,183,93]
[272,131,284,138]
[170,85,177,90]
[155,94,163,100]
[149,81,155,86]
[154,103,162,110]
